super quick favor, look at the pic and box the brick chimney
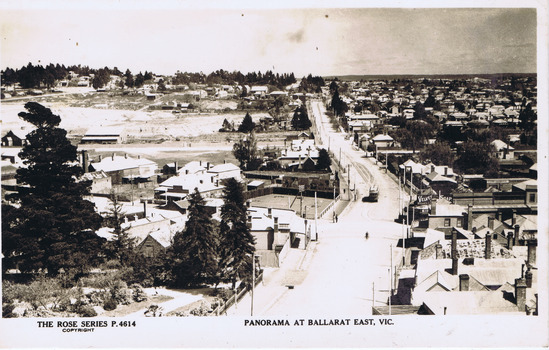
[81,150,89,173]
[507,231,514,249]
[527,240,537,267]
[512,210,517,227]
[435,243,443,259]
[451,250,458,276]
[274,216,279,232]
[267,207,272,219]
[246,200,251,208]
[451,228,458,252]
[488,216,495,230]
[467,204,473,231]
[514,224,520,246]
[515,278,527,312]
[525,269,533,288]
[459,274,470,291]
[112,152,115,161]
[143,200,147,217]
[431,200,437,215]
[485,233,492,259]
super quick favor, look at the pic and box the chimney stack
[267,207,272,219]
[125,153,128,159]
[525,269,533,288]
[514,224,520,246]
[512,210,517,227]
[508,232,514,250]
[246,200,251,208]
[451,228,458,252]
[274,217,279,232]
[515,278,527,312]
[527,240,537,267]
[431,200,437,215]
[81,150,89,173]
[207,162,210,170]
[485,233,492,259]
[459,274,470,291]
[467,204,473,231]
[488,216,495,230]
[143,200,147,217]
[435,243,443,259]
[451,251,458,275]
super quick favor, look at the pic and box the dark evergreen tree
[2,102,103,277]
[291,105,312,130]
[238,112,255,133]
[124,69,134,88]
[316,148,332,171]
[172,189,219,287]
[218,179,256,289]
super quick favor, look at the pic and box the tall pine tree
[172,188,219,287]
[218,179,256,289]
[2,102,103,277]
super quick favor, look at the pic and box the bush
[130,284,148,302]
[103,298,117,311]
[77,305,97,317]
[213,288,233,302]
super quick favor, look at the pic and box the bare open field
[1,91,299,164]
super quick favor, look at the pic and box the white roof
[91,155,157,173]
[491,139,514,151]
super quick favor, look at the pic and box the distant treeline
[1,62,316,91]
[325,73,537,83]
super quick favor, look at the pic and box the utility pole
[389,244,393,316]
[251,255,255,316]
[314,191,318,241]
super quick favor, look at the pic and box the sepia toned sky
[0,2,539,76]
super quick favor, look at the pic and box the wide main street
[227,100,408,317]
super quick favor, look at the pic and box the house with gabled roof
[1,129,29,147]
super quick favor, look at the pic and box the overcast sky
[0,2,539,77]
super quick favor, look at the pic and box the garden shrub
[130,284,148,302]
[77,305,97,317]
[103,298,117,311]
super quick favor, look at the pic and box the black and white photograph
[1,0,547,348]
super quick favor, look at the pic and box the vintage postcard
[0,0,547,348]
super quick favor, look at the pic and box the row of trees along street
[2,103,257,316]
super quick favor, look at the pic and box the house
[371,134,395,148]
[245,205,311,267]
[207,162,242,181]
[491,139,515,160]
[423,171,457,197]
[428,200,466,232]
[1,129,28,147]
[89,154,158,184]
[155,172,224,203]
[78,170,112,194]
[81,126,127,144]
